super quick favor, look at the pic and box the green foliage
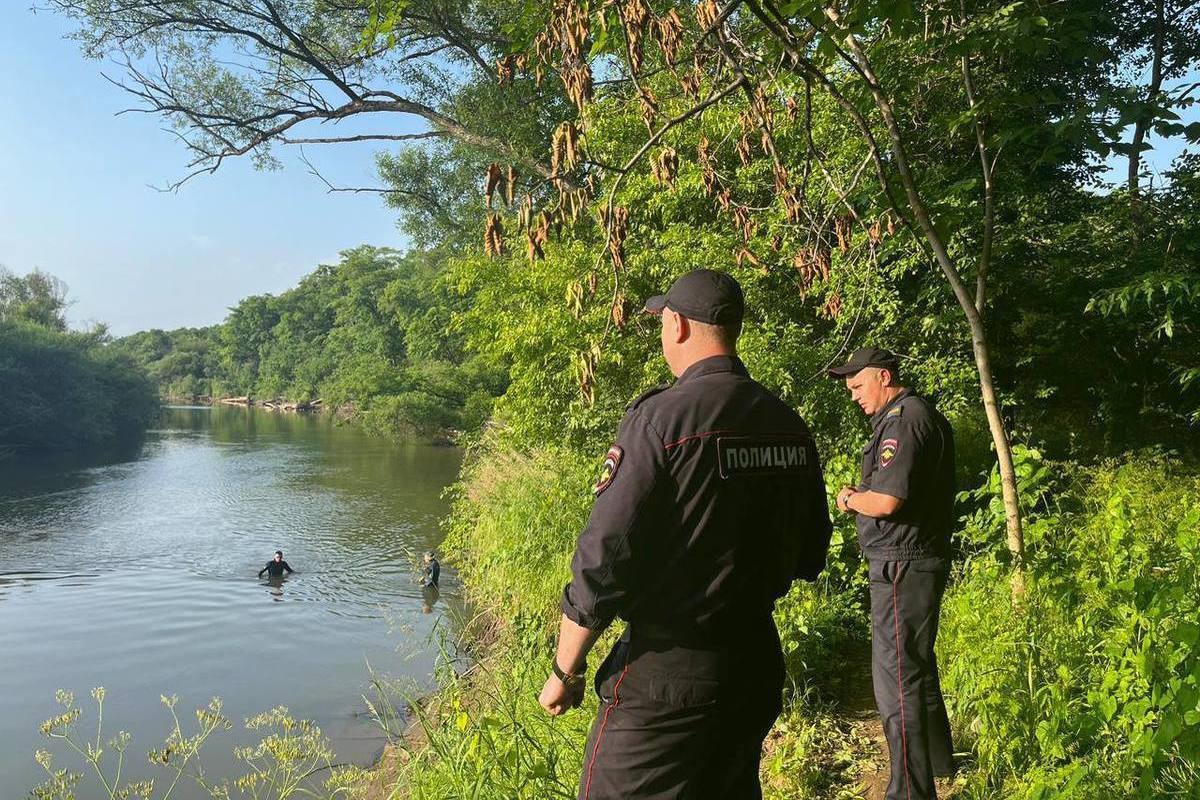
[0,320,159,452]
[31,688,344,800]
[115,247,507,442]
[940,456,1200,798]
[443,441,595,630]
[0,267,70,331]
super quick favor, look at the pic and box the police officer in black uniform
[537,269,833,800]
[828,347,956,800]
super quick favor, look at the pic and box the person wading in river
[258,550,294,578]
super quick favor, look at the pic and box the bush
[0,321,158,451]
[940,456,1200,798]
[443,441,596,631]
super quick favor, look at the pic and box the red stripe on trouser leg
[892,566,913,800]
[584,666,630,800]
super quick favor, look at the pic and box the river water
[0,406,463,796]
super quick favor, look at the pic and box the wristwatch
[552,658,587,690]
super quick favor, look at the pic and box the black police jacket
[561,355,833,637]
[856,389,956,561]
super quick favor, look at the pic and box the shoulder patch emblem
[593,445,624,495]
[886,405,903,417]
[879,438,900,468]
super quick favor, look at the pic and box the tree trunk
[835,24,1026,593]
[1128,0,1165,222]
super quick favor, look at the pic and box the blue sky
[0,5,414,335]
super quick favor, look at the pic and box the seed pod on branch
[496,55,516,86]
[621,0,650,73]
[560,187,590,223]
[566,280,585,317]
[697,136,718,197]
[551,121,581,179]
[868,218,882,245]
[793,248,819,288]
[586,271,599,296]
[484,213,505,258]
[817,246,831,280]
[600,206,629,271]
[680,65,702,100]
[695,0,719,30]
[611,291,627,328]
[715,187,732,212]
[577,351,596,405]
[752,87,773,127]
[820,291,843,320]
[735,247,763,271]
[518,194,534,231]
[526,228,547,262]
[505,166,517,207]
[886,211,896,236]
[559,61,594,111]
[783,186,804,224]
[835,216,853,254]
[485,162,502,207]
[732,204,754,242]
[774,165,789,195]
[736,134,752,166]
[737,109,755,135]
[785,96,800,123]
[655,10,684,65]
[651,147,678,187]
[639,88,659,132]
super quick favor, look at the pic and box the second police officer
[538,269,834,799]
[829,347,957,800]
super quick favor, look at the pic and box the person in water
[421,551,440,588]
[258,550,295,578]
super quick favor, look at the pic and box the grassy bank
[370,442,1200,799]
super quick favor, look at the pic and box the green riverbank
[354,443,1200,799]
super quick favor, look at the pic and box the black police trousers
[868,557,955,800]
[577,621,784,800]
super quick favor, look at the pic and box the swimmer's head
[274,550,283,561]
[423,551,435,563]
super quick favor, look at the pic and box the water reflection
[422,585,440,614]
[265,574,288,600]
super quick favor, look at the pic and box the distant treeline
[113,246,507,442]
[0,268,159,452]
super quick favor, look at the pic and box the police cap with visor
[826,346,900,378]
[644,268,745,325]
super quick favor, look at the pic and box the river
[0,406,463,796]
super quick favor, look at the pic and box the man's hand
[836,485,857,513]
[539,673,584,716]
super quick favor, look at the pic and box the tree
[488,0,1199,594]
[46,0,561,193]
[0,267,70,331]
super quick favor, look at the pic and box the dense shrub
[0,321,159,451]
[940,456,1200,798]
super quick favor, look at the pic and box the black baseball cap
[643,269,744,325]
[827,347,900,378]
